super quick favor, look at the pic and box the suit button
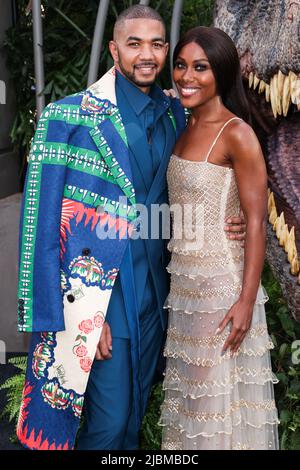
[82,248,91,256]
[18,299,24,305]
[67,294,75,303]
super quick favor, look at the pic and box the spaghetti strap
[205,117,243,163]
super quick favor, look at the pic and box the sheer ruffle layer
[164,277,268,314]
[167,239,243,258]
[163,357,279,399]
[159,387,279,449]
[161,423,279,450]
[164,300,274,367]
[167,247,244,279]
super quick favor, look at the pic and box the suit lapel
[83,67,136,207]
[89,112,136,206]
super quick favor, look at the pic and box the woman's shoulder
[224,116,262,163]
[226,117,259,149]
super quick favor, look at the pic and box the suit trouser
[76,308,164,450]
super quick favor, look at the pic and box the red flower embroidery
[80,357,93,373]
[78,319,94,335]
[74,345,87,357]
[94,314,104,329]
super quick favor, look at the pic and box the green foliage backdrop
[4,0,213,162]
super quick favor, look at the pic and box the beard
[117,53,159,88]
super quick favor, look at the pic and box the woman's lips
[178,86,201,97]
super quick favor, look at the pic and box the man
[17,6,245,451]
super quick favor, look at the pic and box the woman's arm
[217,121,268,355]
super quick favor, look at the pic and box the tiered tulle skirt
[159,247,279,450]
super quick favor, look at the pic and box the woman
[159,27,279,450]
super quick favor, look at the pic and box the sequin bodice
[167,155,243,264]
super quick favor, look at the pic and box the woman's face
[173,42,217,109]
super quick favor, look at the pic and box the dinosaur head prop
[214,0,300,321]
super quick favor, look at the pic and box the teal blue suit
[77,72,185,449]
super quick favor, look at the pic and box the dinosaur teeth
[265,84,270,102]
[289,71,298,104]
[269,206,277,225]
[258,80,266,94]
[267,191,275,213]
[249,70,300,118]
[291,253,299,276]
[277,70,285,96]
[268,193,300,276]
[286,227,296,261]
[270,77,278,118]
[274,74,282,115]
[279,223,288,247]
[268,191,277,225]
[248,71,254,88]
[282,74,291,117]
[275,212,285,239]
[253,74,260,90]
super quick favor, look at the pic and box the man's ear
[109,40,118,63]
[164,42,170,58]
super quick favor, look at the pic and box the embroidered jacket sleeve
[18,102,68,332]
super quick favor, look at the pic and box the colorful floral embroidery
[79,356,93,373]
[40,332,56,346]
[94,311,105,328]
[60,269,70,293]
[32,343,53,380]
[81,93,111,114]
[78,318,95,335]
[73,318,94,372]
[73,345,88,358]
[71,395,84,419]
[41,380,73,410]
[70,256,104,285]
[101,268,118,288]
[68,254,118,290]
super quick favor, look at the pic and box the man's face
[109,18,169,92]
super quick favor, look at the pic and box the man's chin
[132,74,157,88]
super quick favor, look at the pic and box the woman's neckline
[171,154,234,172]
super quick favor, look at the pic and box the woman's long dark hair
[173,26,251,124]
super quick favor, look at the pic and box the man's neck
[115,67,151,94]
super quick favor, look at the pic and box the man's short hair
[114,5,165,39]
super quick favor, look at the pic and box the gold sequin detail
[163,398,278,421]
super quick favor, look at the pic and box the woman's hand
[95,322,112,360]
[225,210,246,246]
[216,299,254,355]
[163,88,177,98]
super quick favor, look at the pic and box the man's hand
[224,211,246,245]
[95,322,112,360]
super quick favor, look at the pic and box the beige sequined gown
[159,118,279,450]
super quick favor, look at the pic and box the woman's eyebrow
[176,56,209,63]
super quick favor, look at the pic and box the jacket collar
[81,67,118,115]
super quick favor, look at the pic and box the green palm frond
[0,357,27,423]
